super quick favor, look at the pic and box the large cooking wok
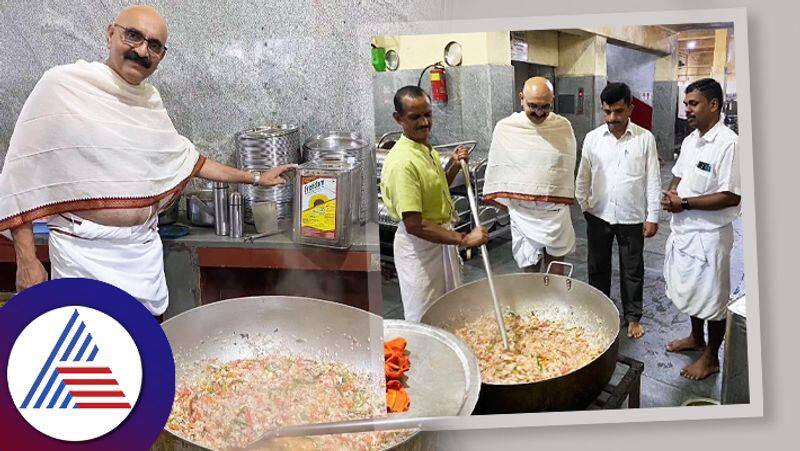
[420,270,620,414]
[154,296,478,451]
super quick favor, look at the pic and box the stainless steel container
[186,190,215,227]
[235,124,300,223]
[477,205,497,231]
[293,159,355,249]
[229,192,243,239]
[722,295,749,404]
[473,159,488,198]
[303,132,371,225]
[157,200,180,225]
[495,207,510,227]
[213,182,229,236]
[156,297,480,451]
[377,199,397,226]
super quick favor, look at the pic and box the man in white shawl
[483,77,577,274]
[661,78,741,380]
[0,5,294,316]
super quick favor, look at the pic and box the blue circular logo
[0,278,175,450]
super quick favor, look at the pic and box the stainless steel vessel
[236,125,300,223]
[156,297,479,451]
[185,189,215,227]
[421,270,620,414]
[477,205,497,231]
[213,182,229,236]
[228,192,243,239]
[157,200,180,225]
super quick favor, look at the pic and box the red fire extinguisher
[419,63,448,104]
[430,66,448,103]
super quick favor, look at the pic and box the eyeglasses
[113,23,167,56]
[525,103,553,113]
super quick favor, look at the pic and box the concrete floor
[380,163,725,408]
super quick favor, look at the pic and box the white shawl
[483,112,577,206]
[0,60,204,231]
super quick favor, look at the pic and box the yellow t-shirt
[380,135,455,225]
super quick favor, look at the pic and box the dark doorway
[512,61,557,113]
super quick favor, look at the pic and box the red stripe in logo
[56,367,112,374]
[75,403,132,409]
[69,391,125,397]
[62,379,119,385]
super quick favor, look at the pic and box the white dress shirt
[670,118,741,233]
[575,121,661,224]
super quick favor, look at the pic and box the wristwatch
[250,171,262,186]
[681,198,691,210]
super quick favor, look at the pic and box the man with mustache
[380,85,488,321]
[661,78,741,380]
[575,82,661,339]
[483,77,577,275]
[0,5,294,315]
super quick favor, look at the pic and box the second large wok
[420,271,620,414]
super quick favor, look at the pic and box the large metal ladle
[234,415,452,450]
[460,160,510,350]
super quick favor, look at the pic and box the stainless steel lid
[235,124,299,141]
[303,132,369,152]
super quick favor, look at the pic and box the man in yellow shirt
[381,86,488,321]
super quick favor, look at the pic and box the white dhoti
[664,224,733,321]
[508,200,576,268]
[393,222,462,322]
[47,214,168,316]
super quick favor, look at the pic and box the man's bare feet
[680,352,720,380]
[627,321,645,339]
[666,336,706,352]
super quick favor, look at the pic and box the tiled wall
[372,65,515,161]
[606,43,657,107]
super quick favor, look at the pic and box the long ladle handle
[460,160,510,350]
[236,415,452,450]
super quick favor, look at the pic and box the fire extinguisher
[418,63,448,104]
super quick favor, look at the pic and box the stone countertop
[160,221,379,253]
[28,221,379,253]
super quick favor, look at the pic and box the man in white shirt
[661,78,741,380]
[576,82,661,339]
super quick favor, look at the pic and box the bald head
[522,77,554,100]
[106,5,168,85]
[115,5,168,43]
[520,77,555,125]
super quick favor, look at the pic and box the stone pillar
[711,29,729,91]
[555,33,607,154]
[652,37,679,161]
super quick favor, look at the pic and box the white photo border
[366,7,762,430]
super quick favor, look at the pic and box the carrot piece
[384,337,407,353]
[386,381,410,412]
[384,337,411,412]
[385,354,411,379]
[393,387,410,411]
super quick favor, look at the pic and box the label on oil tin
[300,175,337,239]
